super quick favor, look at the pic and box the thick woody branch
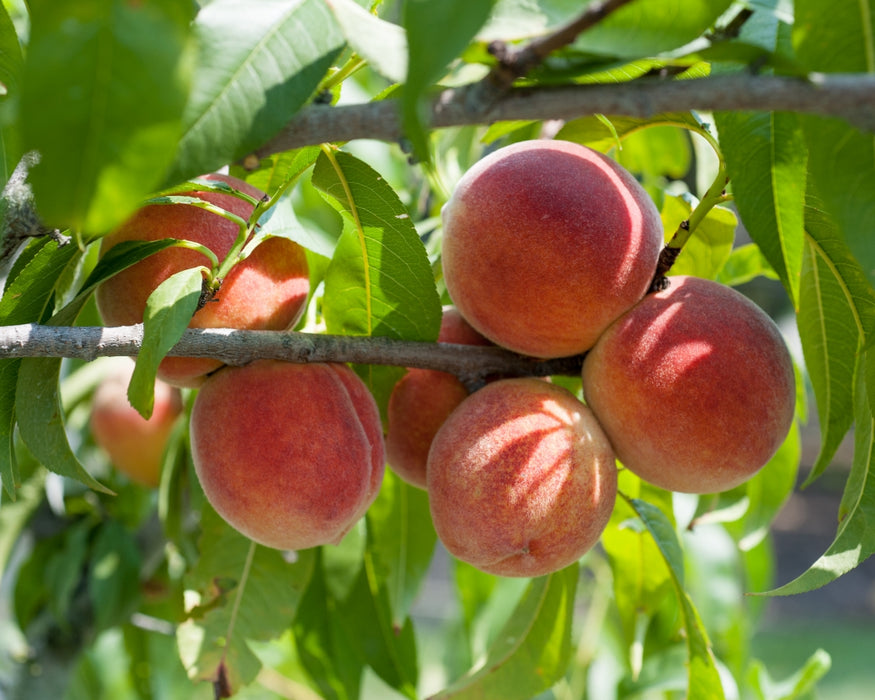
[253,73,875,158]
[0,324,584,380]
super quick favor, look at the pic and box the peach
[427,378,617,577]
[190,360,385,550]
[385,307,492,489]
[90,358,183,487]
[441,139,663,358]
[95,173,310,388]
[581,275,796,494]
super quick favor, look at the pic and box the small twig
[488,0,638,88]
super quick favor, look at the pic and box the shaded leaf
[169,0,344,183]
[432,564,578,700]
[327,0,408,83]
[748,648,831,700]
[88,521,142,633]
[21,0,192,232]
[717,243,779,287]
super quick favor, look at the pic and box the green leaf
[432,564,578,700]
[327,0,408,83]
[21,0,192,233]
[335,555,418,699]
[168,0,344,183]
[749,649,831,700]
[713,110,807,307]
[87,521,142,633]
[627,498,726,700]
[763,360,875,596]
[662,196,736,280]
[178,503,316,694]
[798,201,875,483]
[229,145,321,201]
[716,243,779,286]
[128,267,203,419]
[557,112,702,154]
[366,469,437,625]
[575,0,734,59]
[794,0,875,287]
[402,0,497,160]
[313,148,441,408]
[0,2,23,183]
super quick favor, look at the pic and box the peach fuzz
[386,307,491,489]
[90,358,183,487]
[441,139,663,358]
[190,360,384,551]
[427,378,617,578]
[95,173,310,388]
[582,275,796,494]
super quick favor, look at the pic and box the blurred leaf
[797,201,875,484]
[314,148,441,410]
[764,362,875,596]
[42,521,92,628]
[717,243,779,286]
[168,0,344,183]
[402,0,496,160]
[0,470,45,578]
[557,112,702,154]
[627,498,726,700]
[327,0,407,83]
[662,196,735,280]
[87,521,142,633]
[616,125,692,180]
[432,564,578,700]
[575,0,734,59]
[21,0,192,233]
[366,469,437,625]
[178,503,316,694]
[794,0,875,288]
[293,553,363,700]
[714,110,806,307]
[335,555,418,699]
[128,267,203,419]
[748,648,831,700]
[0,2,23,183]
[479,0,581,41]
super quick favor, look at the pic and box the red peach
[90,358,183,487]
[427,378,617,577]
[441,139,663,358]
[190,360,385,550]
[95,173,310,388]
[581,275,796,494]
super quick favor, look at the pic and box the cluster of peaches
[89,140,796,579]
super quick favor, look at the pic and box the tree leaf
[716,243,779,287]
[574,0,734,59]
[797,201,875,484]
[327,0,408,83]
[432,564,578,700]
[0,2,23,184]
[763,359,875,596]
[627,498,726,700]
[402,0,497,160]
[313,148,441,409]
[168,0,344,183]
[128,267,203,419]
[366,469,437,625]
[713,110,807,307]
[748,648,831,700]
[662,197,736,280]
[794,0,875,288]
[21,0,192,233]
[229,145,321,201]
[178,503,316,694]
[87,520,142,633]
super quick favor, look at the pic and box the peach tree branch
[252,72,875,159]
[0,323,585,381]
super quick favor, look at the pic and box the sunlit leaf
[168,0,344,183]
[327,0,407,83]
[21,0,192,232]
[748,648,831,700]
[662,196,736,280]
[717,243,779,287]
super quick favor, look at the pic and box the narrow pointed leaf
[627,498,726,700]
[432,564,578,700]
[21,0,191,233]
[169,0,344,182]
[714,110,806,307]
[327,0,408,83]
[128,267,203,418]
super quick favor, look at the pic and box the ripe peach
[90,358,183,487]
[95,173,310,388]
[385,307,492,489]
[190,360,385,550]
[581,275,796,494]
[441,139,663,358]
[427,378,617,577]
